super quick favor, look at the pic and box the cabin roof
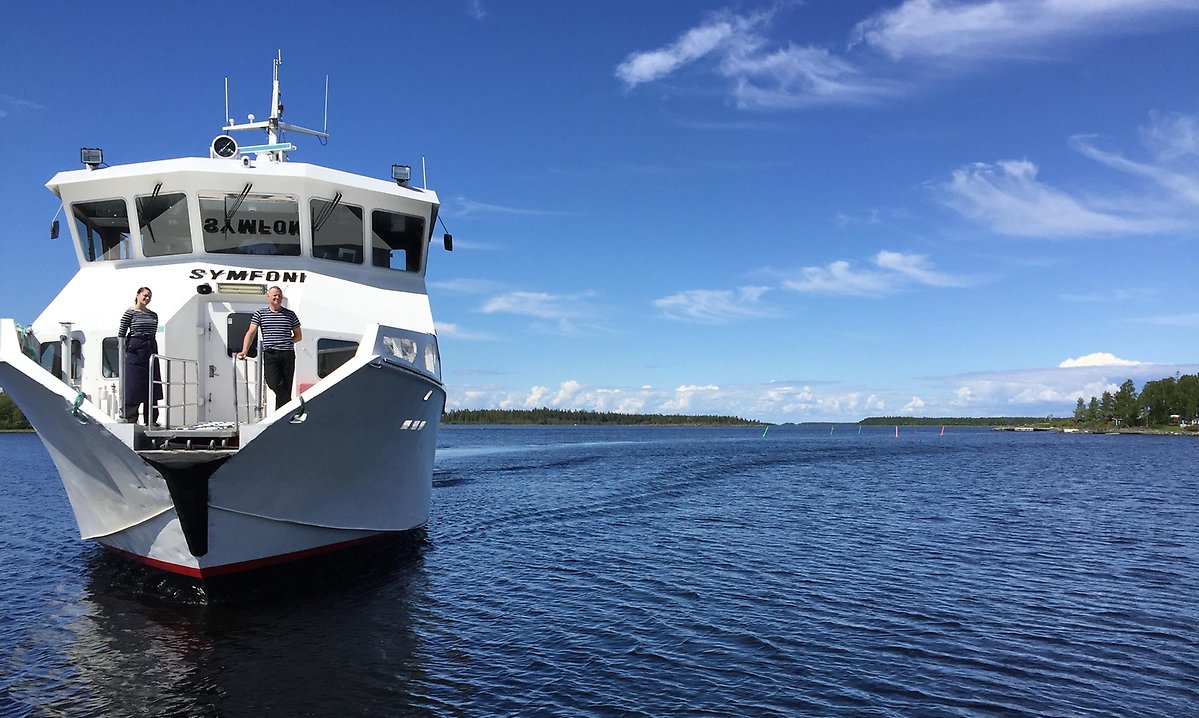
[46,156,438,205]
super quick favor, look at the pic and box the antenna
[222,50,331,161]
[422,156,427,189]
[224,77,230,126]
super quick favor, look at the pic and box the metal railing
[233,351,265,424]
[149,354,200,429]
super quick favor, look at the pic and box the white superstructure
[0,54,450,582]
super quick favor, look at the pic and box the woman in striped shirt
[117,287,162,423]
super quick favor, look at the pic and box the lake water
[1,425,1196,716]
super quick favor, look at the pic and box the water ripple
[2,427,1198,716]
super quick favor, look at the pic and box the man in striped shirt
[238,286,303,411]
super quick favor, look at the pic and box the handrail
[117,336,126,416]
[232,348,265,424]
[149,354,200,428]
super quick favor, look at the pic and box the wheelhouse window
[311,196,364,264]
[317,339,358,377]
[371,210,425,272]
[199,192,301,256]
[73,199,131,262]
[137,192,193,257]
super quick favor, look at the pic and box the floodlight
[80,148,104,167]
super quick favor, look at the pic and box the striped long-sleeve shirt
[118,309,158,338]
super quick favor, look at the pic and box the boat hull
[1,320,442,581]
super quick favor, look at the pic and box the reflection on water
[8,545,432,717]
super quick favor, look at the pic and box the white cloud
[782,259,894,295]
[721,45,904,109]
[850,0,1198,61]
[937,159,1178,237]
[782,250,969,295]
[615,7,901,108]
[617,2,1199,110]
[434,321,496,341]
[1071,133,1199,205]
[481,290,595,320]
[429,278,506,294]
[1137,313,1199,327]
[445,360,1199,424]
[874,250,971,288]
[616,9,772,86]
[653,286,779,323]
[1140,110,1199,161]
[0,94,43,119]
[466,0,486,21]
[1059,352,1143,368]
[455,196,574,218]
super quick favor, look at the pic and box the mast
[223,51,329,162]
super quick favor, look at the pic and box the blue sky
[3,1,1199,423]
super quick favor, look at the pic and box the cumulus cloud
[1058,352,1142,368]
[782,250,969,295]
[653,286,779,323]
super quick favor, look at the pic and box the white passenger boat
[0,55,450,590]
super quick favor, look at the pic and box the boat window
[371,210,425,272]
[311,197,364,264]
[199,193,301,256]
[38,342,61,378]
[102,337,120,378]
[72,199,131,262]
[137,192,193,257]
[68,340,82,384]
[317,338,358,378]
[378,330,441,381]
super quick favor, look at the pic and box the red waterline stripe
[104,533,391,579]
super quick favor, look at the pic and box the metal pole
[232,354,241,426]
[118,336,126,419]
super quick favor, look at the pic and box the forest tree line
[1073,374,1199,426]
[0,392,32,431]
[442,408,761,426]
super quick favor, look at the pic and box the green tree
[1099,391,1115,421]
[1073,397,1086,422]
[1086,396,1100,422]
[1113,379,1139,426]
[0,392,32,431]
